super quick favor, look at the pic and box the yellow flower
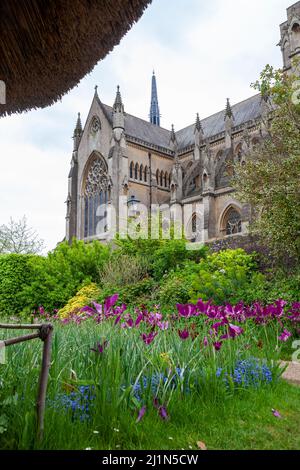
[58,283,100,318]
[160,352,172,367]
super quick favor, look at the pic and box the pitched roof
[176,94,262,150]
[102,104,172,150]
[100,93,262,153]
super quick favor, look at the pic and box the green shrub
[20,239,110,314]
[188,249,264,304]
[0,254,38,315]
[99,253,147,288]
[249,268,300,304]
[98,278,157,307]
[115,237,208,280]
[157,249,266,307]
[158,274,191,308]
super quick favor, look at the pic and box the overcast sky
[0,0,291,252]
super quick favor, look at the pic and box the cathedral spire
[224,98,234,120]
[113,85,124,113]
[73,112,82,150]
[74,112,82,135]
[149,71,160,126]
[195,113,203,133]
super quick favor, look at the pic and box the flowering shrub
[58,283,100,318]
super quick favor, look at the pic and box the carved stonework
[90,116,101,135]
[84,157,108,197]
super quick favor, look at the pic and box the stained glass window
[83,156,109,238]
[225,208,242,235]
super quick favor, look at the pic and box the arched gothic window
[156,170,160,185]
[292,22,300,50]
[140,164,144,181]
[189,212,201,242]
[130,161,134,179]
[160,172,163,187]
[144,166,148,183]
[222,207,242,236]
[164,172,168,187]
[83,155,109,238]
[134,163,139,180]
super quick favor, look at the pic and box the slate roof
[176,94,262,150]
[100,93,263,153]
[102,103,172,150]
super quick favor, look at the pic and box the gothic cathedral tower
[279,2,300,73]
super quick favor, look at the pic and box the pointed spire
[195,113,203,133]
[170,124,176,142]
[224,98,234,120]
[94,84,98,97]
[113,85,124,113]
[149,71,161,126]
[74,112,82,136]
[73,112,82,151]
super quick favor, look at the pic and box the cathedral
[65,1,300,245]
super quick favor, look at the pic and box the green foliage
[0,254,38,315]
[246,268,300,304]
[189,249,264,304]
[99,253,147,288]
[159,249,265,307]
[234,63,300,261]
[158,274,191,308]
[99,278,157,307]
[115,237,208,281]
[20,239,110,314]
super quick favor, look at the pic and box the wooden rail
[0,323,53,440]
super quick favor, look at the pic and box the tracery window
[83,155,109,238]
[224,208,242,235]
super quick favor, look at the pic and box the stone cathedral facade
[65,2,300,245]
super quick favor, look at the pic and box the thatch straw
[0,0,152,117]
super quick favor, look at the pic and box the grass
[0,318,299,450]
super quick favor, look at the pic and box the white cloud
[0,0,291,251]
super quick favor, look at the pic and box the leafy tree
[0,216,44,254]
[233,63,300,261]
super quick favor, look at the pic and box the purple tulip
[176,304,195,318]
[135,313,144,327]
[153,397,160,409]
[203,336,209,347]
[136,406,146,423]
[213,341,223,351]
[157,321,169,331]
[158,406,169,420]
[272,409,282,419]
[91,340,109,354]
[278,329,292,342]
[178,329,190,340]
[228,324,244,338]
[141,331,158,345]
[104,294,119,314]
